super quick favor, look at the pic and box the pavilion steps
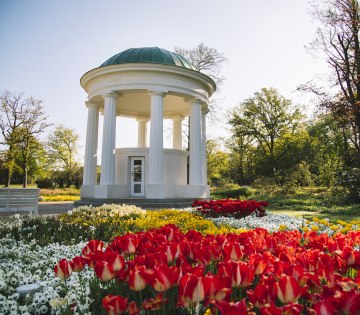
[74,198,207,209]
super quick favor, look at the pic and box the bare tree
[308,0,360,160]
[174,43,227,150]
[174,43,227,87]
[0,90,49,187]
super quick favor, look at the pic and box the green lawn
[251,186,360,222]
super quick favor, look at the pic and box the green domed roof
[100,47,197,71]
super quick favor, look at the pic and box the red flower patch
[192,199,268,218]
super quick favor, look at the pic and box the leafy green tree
[229,88,303,176]
[47,125,80,187]
[14,130,47,187]
[307,114,348,186]
[0,90,49,186]
[226,127,257,185]
[207,139,230,186]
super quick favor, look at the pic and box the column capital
[103,92,119,99]
[136,116,150,122]
[171,115,184,121]
[202,108,210,115]
[85,101,101,109]
[188,97,203,106]
[148,90,167,97]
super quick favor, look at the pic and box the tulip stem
[64,279,68,295]
[139,291,143,308]
[162,293,166,315]
[239,287,243,300]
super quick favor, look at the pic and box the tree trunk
[23,168,28,188]
[5,168,10,187]
[238,157,245,185]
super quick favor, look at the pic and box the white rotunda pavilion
[79,47,216,207]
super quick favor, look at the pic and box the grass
[251,186,360,222]
[210,185,360,223]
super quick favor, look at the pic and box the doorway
[130,157,144,197]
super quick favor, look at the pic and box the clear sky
[0,0,329,159]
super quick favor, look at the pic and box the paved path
[0,202,76,216]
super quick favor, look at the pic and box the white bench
[0,188,40,215]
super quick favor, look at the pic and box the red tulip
[275,275,303,304]
[260,302,302,315]
[342,291,360,315]
[128,265,151,291]
[178,273,211,305]
[118,234,140,255]
[149,265,180,292]
[247,283,273,308]
[205,273,231,301]
[215,299,247,315]
[105,251,125,272]
[82,239,104,256]
[223,242,243,261]
[158,224,179,241]
[250,253,268,275]
[94,261,115,282]
[218,261,255,288]
[312,300,336,315]
[143,293,166,311]
[161,243,180,263]
[54,258,72,280]
[102,295,128,315]
[128,301,140,315]
[342,246,360,269]
[71,256,85,272]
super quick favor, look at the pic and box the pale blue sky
[0,0,328,158]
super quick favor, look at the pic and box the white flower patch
[67,203,146,218]
[207,212,305,232]
[0,237,94,314]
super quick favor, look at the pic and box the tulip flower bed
[192,199,268,219]
[53,224,360,315]
[2,205,360,315]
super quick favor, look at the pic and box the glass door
[130,157,144,197]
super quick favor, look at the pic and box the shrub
[211,186,251,199]
[339,167,360,202]
[36,178,55,189]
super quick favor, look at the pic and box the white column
[172,115,183,150]
[100,93,117,185]
[83,101,99,185]
[148,91,165,184]
[137,118,148,147]
[189,98,202,185]
[202,109,209,185]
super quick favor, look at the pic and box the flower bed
[192,199,268,218]
[1,205,360,314]
[53,224,360,314]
